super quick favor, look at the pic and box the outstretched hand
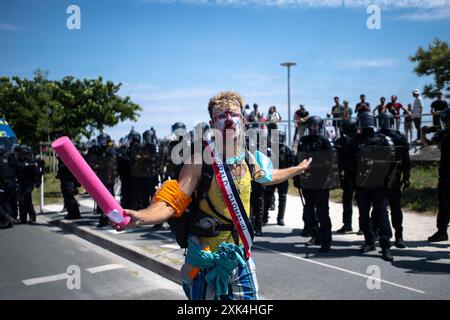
[297,157,312,173]
[109,209,141,231]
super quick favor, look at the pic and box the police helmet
[193,122,211,142]
[279,131,287,144]
[357,112,377,129]
[143,129,156,145]
[17,145,32,159]
[306,116,323,135]
[341,118,357,135]
[171,122,187,137]
[271,130,287,146]
[440,107,450,128]
[97,133,111,147]
[128,129,141,144]
[377,112,394,130]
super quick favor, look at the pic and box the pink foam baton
[52,136,130,228]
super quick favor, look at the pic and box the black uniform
[57,156,81,219]
[87,144,118,226]
[335,129,357,230]
[161,137,186,181]
[130,142,159,210]
[16,148,38,224]
[345,130,394,252]
[247,132,266,236]
[379,128,411,243]
[295,134,336,248]
[118,146,132,209]
[0,148,17,227]
[263,138,295,226]
[430,128,450,238]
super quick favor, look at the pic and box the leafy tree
[410,39,450,99]
[0,70,141,151]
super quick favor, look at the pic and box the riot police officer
[131,129,160,210]
[423,108,450,242]
[378,111,411,248]
[335,118,359,234]
[247,128,266,236]
[295,116,339,252]
[160,122,187,181]
[15,145,38,224]
[87,133,118,227]
[0,144,17,228]
[118,129,140,210]
[57,155,81,220]
[263,131,295,226]
[345,112,394,261]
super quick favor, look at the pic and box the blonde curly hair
[208,91,244,118]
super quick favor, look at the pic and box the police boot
[277,194,286,226]
[382,248,394,262]
[360,243,376,253]
[97,215,109,228]
[306,233,322,246]
[428,230,449,242]
[319,243,331,253]
[300,228,311,237]
[0,215,14,229]
[336,224,353,234]
[28,216,36,225]
[395,237,406,249]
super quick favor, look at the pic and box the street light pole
[280,62,297,146]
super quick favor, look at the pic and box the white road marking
[161,243,181,250]
[22,264,125,286]
[23,273,69,286]
[86,264,125,274]
[253,244,426,295]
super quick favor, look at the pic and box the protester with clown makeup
[111,91,312,300]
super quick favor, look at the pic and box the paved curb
[40,215,183,285]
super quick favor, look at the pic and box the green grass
[32,171,64,206]
[288,164,439,214]
[35,164,439,214]
[402,164,438,213]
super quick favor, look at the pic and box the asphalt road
[1,194,449,300]
[0,223,186,300]
[252,227,450,300]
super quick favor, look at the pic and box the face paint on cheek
[213,118,226,132]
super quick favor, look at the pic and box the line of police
[287,109,450,262]
[2,109,449,263]
[0,145,44,228]
[244,111,412,261]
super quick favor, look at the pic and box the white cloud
[0,23,22,31]
[136,0,450,9]
[397,7,450,20]
[336,58,396,69]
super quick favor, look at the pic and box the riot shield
[0,156,14,180]
[355,145,402,188]
[130,144,158,178]
[87,151,118,185]
[297,149,340,190]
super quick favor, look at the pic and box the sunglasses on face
[214,111,243,121]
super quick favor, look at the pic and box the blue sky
[1,0,449,141]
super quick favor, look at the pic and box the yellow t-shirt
[197,163,252,252]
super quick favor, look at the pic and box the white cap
[412,89,420,95]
